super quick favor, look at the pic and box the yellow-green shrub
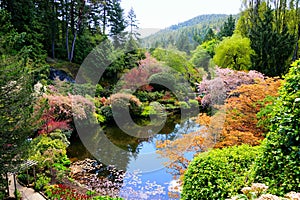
[181,145,262,199]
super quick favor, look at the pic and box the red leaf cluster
[122,52,163,91]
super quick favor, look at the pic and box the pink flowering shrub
[197,67,265,108]
[45,184,90,200]
[121,52,163,91]
[107,93,142,108]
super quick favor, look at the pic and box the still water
[68,115,201,199]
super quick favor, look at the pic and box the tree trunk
[6,173,9,197]
[102,1,107,35]
[13,173,17,199]
[51,0,55,59]
[292,23,300,61]
[65,0,70,60]
[68,0,85,62]
[69,32,77,62]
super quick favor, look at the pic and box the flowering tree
[197,67,265,108]
[121,52,163,91]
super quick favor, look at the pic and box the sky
[121,0,243,29]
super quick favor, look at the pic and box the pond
[67,115,201,200]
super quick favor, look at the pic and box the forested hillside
[142,14,236,53]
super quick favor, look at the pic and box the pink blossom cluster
[122,52,163,91]
[197,67,265,108]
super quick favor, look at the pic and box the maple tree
[215,78,281,148]
[156,131,205,178]
[37,93,95,134]
[121,52,163,91]
[156,110,226,178]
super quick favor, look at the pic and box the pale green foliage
[181,145,262,199]
[213,34,254,70]
[151,48,202,84]
[191,45,212,69]
[28,134,69,169]
[152,48,190,73]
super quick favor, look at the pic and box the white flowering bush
[227,183,300,200]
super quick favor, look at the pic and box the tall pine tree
[0,10,39,198]
[218,14,235,39]
[109,0,127,48]
[249,5,295,76]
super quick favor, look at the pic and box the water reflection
[68,116,201,199]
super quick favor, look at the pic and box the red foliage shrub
[122,52,163,91]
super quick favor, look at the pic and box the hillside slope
[142,14,236,53]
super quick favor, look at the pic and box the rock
[46,57,56,63]
[49,67,75,83]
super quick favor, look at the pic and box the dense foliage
[213,34,254,70]
[254,59,300,195]
[197,67,265,108]
[215,77,281,148]
[44,184,123,200]
[0,0,138,63]
[237,0,299,76]
[0,9,42,197]
[181,145,262,200]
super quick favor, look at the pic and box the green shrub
[49,131,70,146]
[95,84,104,97]
[178,101,190,109]
[158,98,176,104]
[141,105,158,116]
[0,191,4,200]
[14,189,21,200]
[100,106,113,122]
[141,102,166,117]
[53,163,67,171]
[34,174,51,191]
[149,72,177,91]
[17,173,34,185]
[254,59,300,195]
[135,91,164,102]
[188,99,199,110]
[181,145,262,200]
[28,135,70,170]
